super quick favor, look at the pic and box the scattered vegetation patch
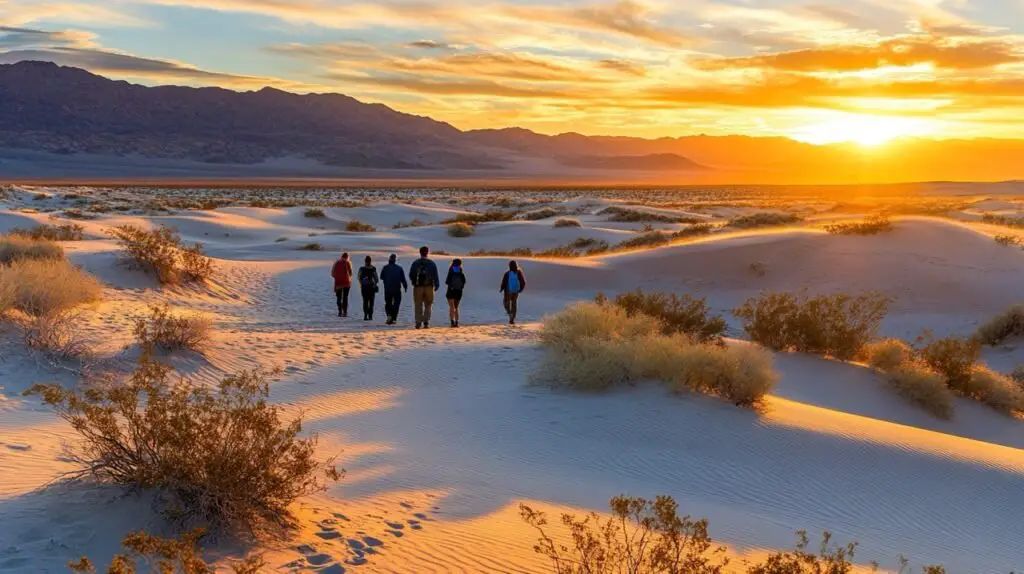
[975,304,1024,345]
[862,339,915,372]
[447,222,476,238]
[393,218,428,229]
[69,528,263,574]
[993,234,1022,247]
[303,208,326,218]
[918,335,981,395]
[0,234,64,264]
[344,219,376,233]
[982,213,1024,229]
[60,208,97,220]
[600,289,727,343]
[28,354,341,537]
[109,225,214,285]
[274,237,288,243]
[734,291,889,360]
[965,365,1024,414]
[298,242,324,251]
[133,303,212,353]
[0,258,102,317]
[884,360,954,419]
[9,223,85,241]
[728,212,803,229]
[519,207,562,221]
[535,302,777,406]
[824,216,894,235]
[553,218,582,228]
[442,209,517,225]
[601,206,685,223]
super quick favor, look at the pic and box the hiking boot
[338,311,343,317]
[416,322,422,329]
[509,317,516,325]
[451,320,456,328]
[423,322,430,329]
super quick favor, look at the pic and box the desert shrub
[521,495,727,574]
[28,354,341,537]
[393,218,427,229]
[885,361,954,419]
[733,291,889,360]
[601,206,682,223]
[303,208,326,218]
[9,223,85,241]
[993,234,1022,247]
[448,222,475,238]
[1011,365,1024,387]
[571,237,610,253]
[298,243,324,251]
[615,231,673,250]
[16,310,91,360]
[862,338,915,372]
[918,336,981,394]
[444,209,516,225]
[520,207,562,220]
[749,262,767,277]
[345,219,376,232]
[62,208,97,220]
[0,234,64,263]
[274,237,288,243]
[109,225,214,285]
[983,214,1024,228]
[728,212,802,228]
[0,258,102,316]
[964,366,1024,414]
[554,218,582,228]
[824,216,894,235]
[605,289,727,343]
[133,304,212,352]
[538,302,661,366]
[975,304,1024,345]
[670,343,779,407]
[68,528,263,574]
[748,531,860,574]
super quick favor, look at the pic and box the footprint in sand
[318,565,346,574]
[316,530,342,540]
[306,553,335,566]
[386,530,404,538]
[5,443,31,451]
[384,521,404,530]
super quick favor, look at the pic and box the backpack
[413,261,431,287]
[360,267,375,287]
[449,271,465,291]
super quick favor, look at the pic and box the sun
[790,113,935,147]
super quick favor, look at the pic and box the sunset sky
[2,0,1023,144]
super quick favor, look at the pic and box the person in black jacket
[499,260,526,325]
[379,253,408,325]
[445,258,467,328]
[357,255,379,321]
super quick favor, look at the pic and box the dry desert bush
[553,218,583,228]
[298,242,324,251]
[69,528,263,574]
[10,222,85,241]
[600,289,727,344]
[600,206,683,223]
[964,366,1024,414]
[0,234,65,263]
[823,216,894,235]
[521,495,946,574]
[975,304,1024,345]
[862,339,915,372]
[0,258,102,317]
[344,219,376,232]
[917,335,980,394]
[520,207,562,220]
[727,212,802,229]
[28,353,341,538]
[303,207,326,218]
[448,222,476,238]
[993,234,1022,247]
[393,218,427,229]
[885,361,954,419]
[443,209,517,225]
[133,303,212,352]
[733,291,889,360]
[536,302,777,406]
[109,225,214,285]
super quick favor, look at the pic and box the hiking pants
[413,286,435,324]
[335,287,350,316]
[504,292,520,320]
[384,290,402,320]
[361,286,376,319]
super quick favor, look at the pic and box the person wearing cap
[379,253,408,325]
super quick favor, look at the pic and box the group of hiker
[331,246,527,329]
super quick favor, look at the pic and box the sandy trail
[2,192,1024,573]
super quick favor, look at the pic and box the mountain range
[2,61,1023,184]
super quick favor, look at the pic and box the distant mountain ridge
[2,61,1024,183]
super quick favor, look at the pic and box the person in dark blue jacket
[379,253,408,325]
[408,246,440,329]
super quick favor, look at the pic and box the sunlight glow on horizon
[788,113,940,147]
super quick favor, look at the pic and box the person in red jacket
[331,252,353,317]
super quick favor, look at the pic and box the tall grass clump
[0,258,102,317]
[965,366,1024,414]
[884,361,954,419]
[10,222,85,241]
[109,225,214,285]
[975,304,1024,345]
[728,212,802,229]
[28,353,341,537]
[448,222,475,238]
[733,291,889,360]
[0,234,64,263]
[602,289,727,343]
[553,218,582,228]
[536,302,777,406]
[862,339,915,372]
[345,219,376,232]
[133,303,212,352]
[824,216,894,235]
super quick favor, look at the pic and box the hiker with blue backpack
[357,255,379,321]
[500,260,526,325]
[409,246,440,329]
[445,258,467,328]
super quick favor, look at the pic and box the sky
[1,0,1023,144]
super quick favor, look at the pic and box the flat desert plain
[1,183,1023,573]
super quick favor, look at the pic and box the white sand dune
[2,190,1023,573]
